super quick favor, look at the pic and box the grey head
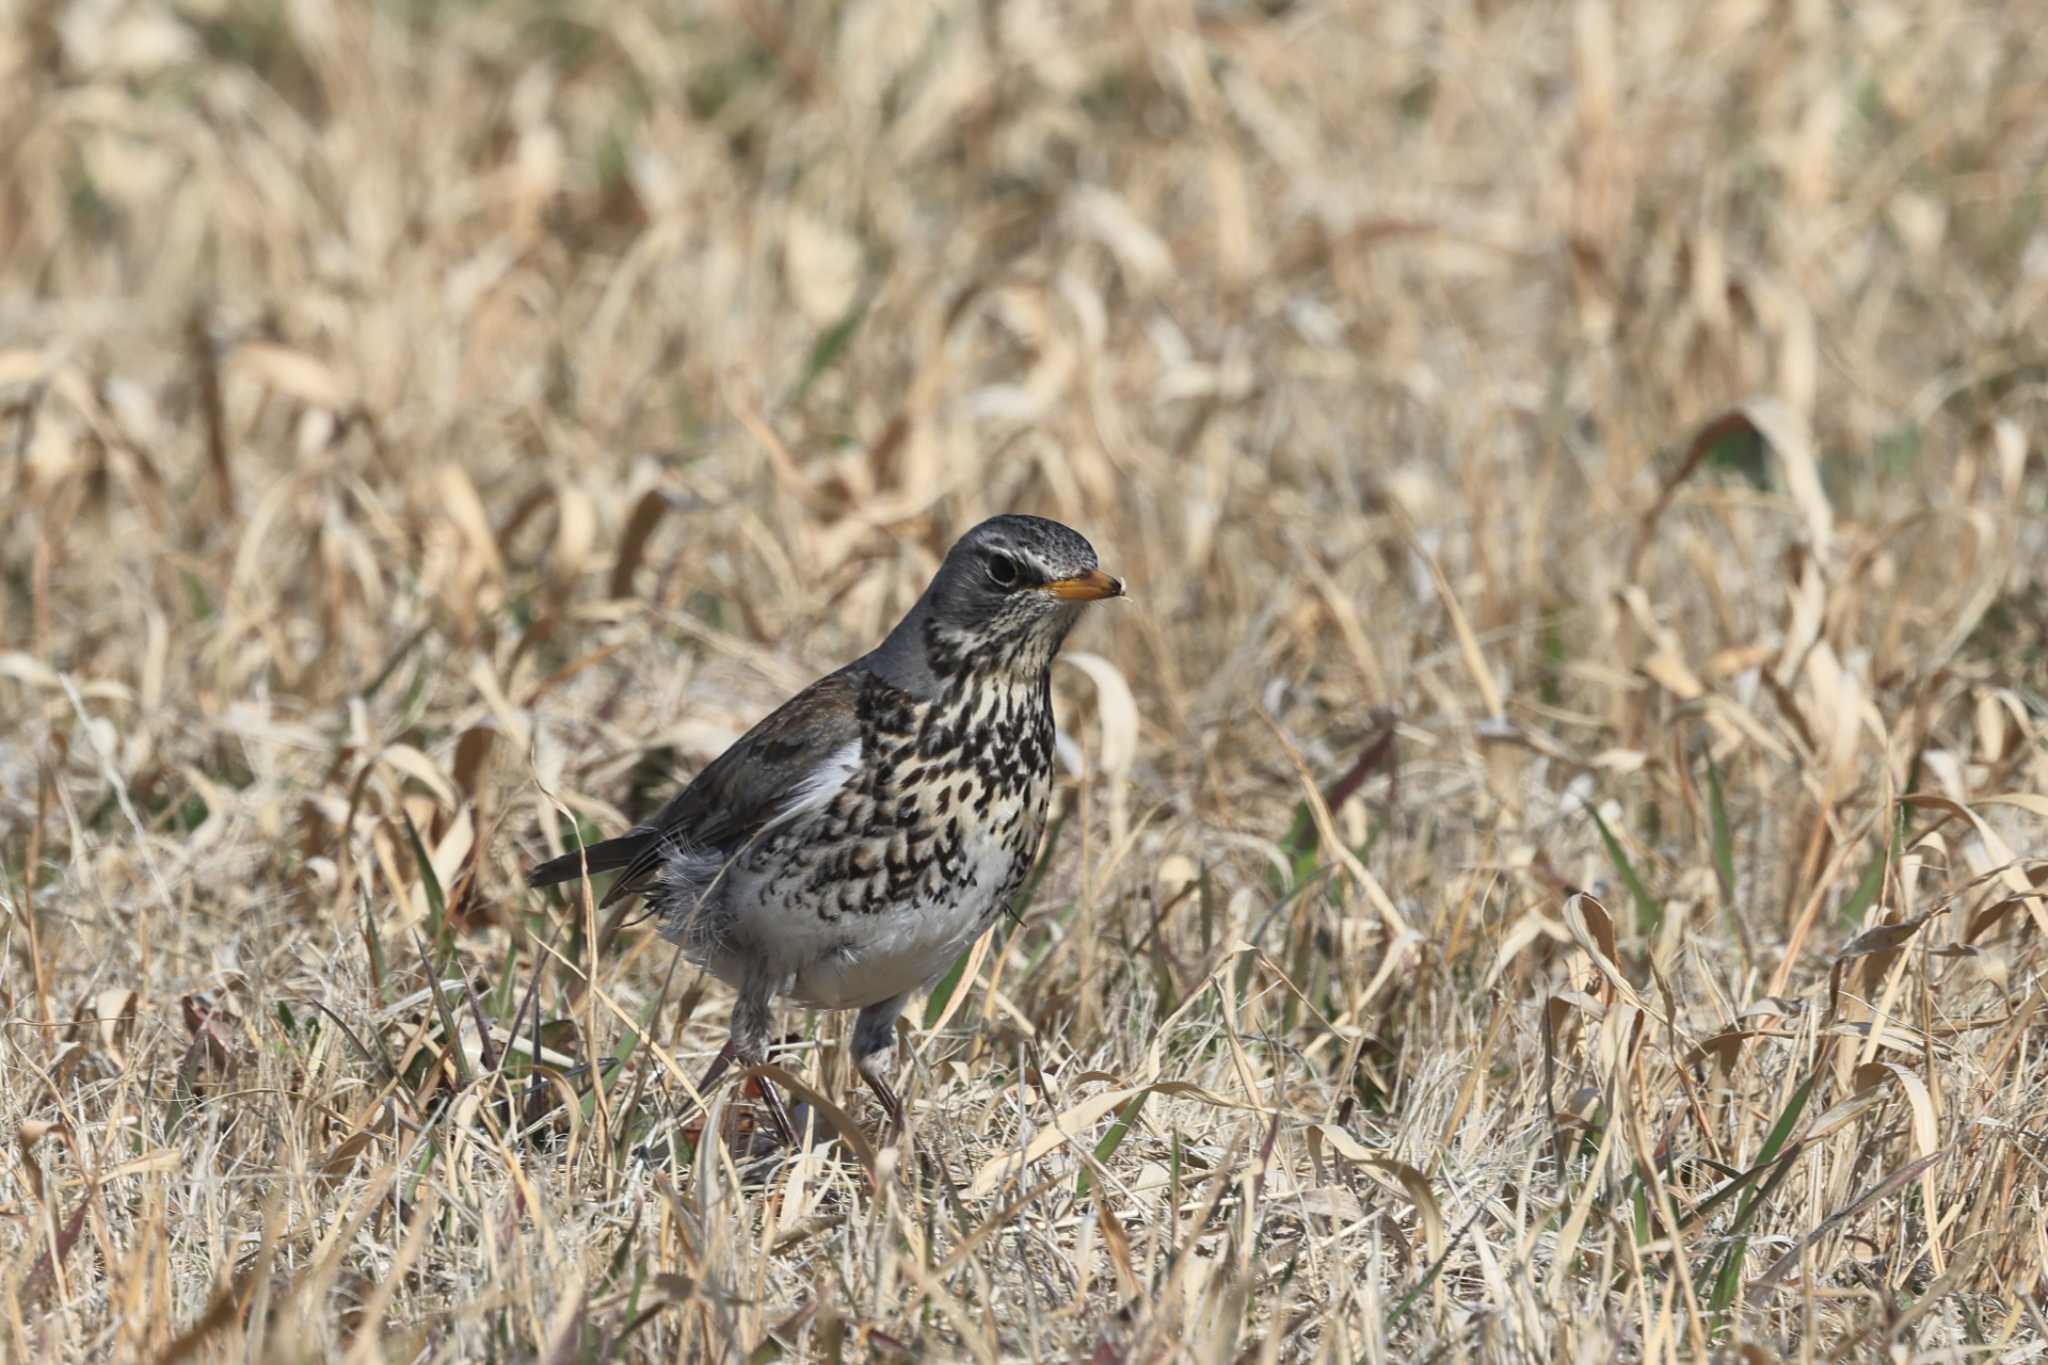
[866,515,1124,696]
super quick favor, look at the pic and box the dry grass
[4,0,2048,1359]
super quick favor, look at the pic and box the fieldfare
[528,515,1124,1145]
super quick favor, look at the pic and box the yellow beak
[1042,568,1126,601]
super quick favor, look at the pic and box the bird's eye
[985,553,1020,588]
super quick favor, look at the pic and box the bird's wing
[526,669,866,907]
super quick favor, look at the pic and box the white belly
[787,808,1025,1008]
[784,893,992,1008]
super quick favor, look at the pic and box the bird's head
[875,514,1124,691]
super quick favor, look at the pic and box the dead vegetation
[4,0,2048,1359]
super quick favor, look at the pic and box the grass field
[5,1,2048,1359]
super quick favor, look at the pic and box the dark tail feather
[525,830,651,890]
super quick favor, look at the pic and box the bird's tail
[525,830,651,891]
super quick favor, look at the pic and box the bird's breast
[851,677,1052,915]
[776,752,1048,1009]
[741,676,1053,994]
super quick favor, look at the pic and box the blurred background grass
[3,0,2047,1359]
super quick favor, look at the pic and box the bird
[526,514,1124,1146]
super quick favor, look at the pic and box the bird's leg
[678,1036,778,1159]
[693,1038,737,1093]
[851,994,909,1136]
[730,976,799,1149]
[854,994,960,1194]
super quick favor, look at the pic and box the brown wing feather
[527,669,864,907]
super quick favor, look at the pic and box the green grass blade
[1075,1090,1149,1197]
[1198,863,1214,956]
[402,1135,440,1211]
[1836,818,1899,928]
[1703,1071,1816,1314]
[360,894,386,997]
[1704,750,1735,900]
[1588,803,1664,937]
[579,994,661,1122]
[922,946,974,1030]
[415,929,472,1089]
[1276,800,1319,892]
[1692,1070,1815,1228]
[400,807,450,967]
[789,296,869,404]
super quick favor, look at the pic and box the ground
[3,1,2047,1360]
